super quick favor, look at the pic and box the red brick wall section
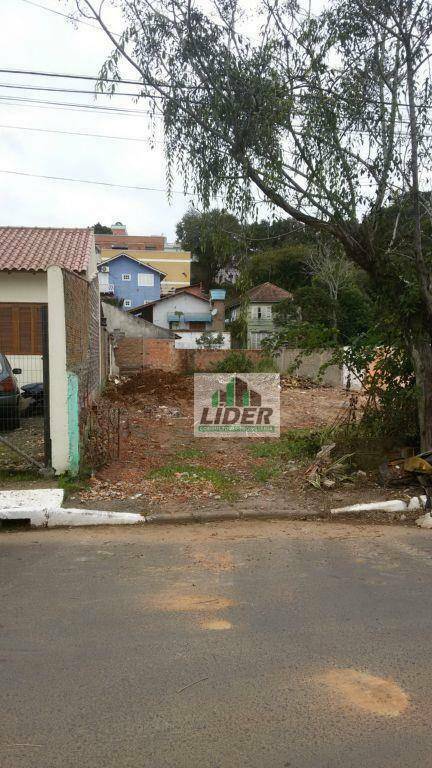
[115,338,265,374]
[63,271,100,409]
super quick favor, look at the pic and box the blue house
[98,253,165,309]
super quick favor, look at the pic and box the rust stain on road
[200,618,233,630]
[317,668,409,717]
[193,549,235,573]
[145,592,234,613]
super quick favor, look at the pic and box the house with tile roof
[95,220,191,293]
[0,227,105,474]
[229,282,294,349]
[130,285,230,349]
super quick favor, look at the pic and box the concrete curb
[0,507,143,528]
[0,505,324,528]
[143,508,324,525]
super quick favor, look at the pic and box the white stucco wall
[0,271,47,302]
[47,266,69,474]
[86,245,99,280]
[153,294,210,328]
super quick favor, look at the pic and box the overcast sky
[0,0,197,239]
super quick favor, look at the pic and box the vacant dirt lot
[66,370,398,518]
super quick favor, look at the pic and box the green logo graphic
[211,376,262,408]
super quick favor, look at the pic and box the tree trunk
[410,335,432,451]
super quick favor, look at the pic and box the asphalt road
[2,519,432,768]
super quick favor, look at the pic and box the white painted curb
[0,507,143,528]
[0,488,64,510]
[331,496,426,517]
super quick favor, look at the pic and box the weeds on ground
[57,472,91,498]
[174,448,205,460]
[149,463,238,500]
[250,429,322,461]
[252,463,282,483]
[0,469,41,484]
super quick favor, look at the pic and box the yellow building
[99,249,191,293]
[96,222,191,293]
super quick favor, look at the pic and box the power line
[0,82,153,99]
[0,94,161,117]
[0,168,193,195]
[0,95,419,138]
[15,0,121,36]
[0,122,164,144]
[0,67,144,87]
[0,67,417,110]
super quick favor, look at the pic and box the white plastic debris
[416,512,432,528]
[408,495,426,511]
[331,499,409,515]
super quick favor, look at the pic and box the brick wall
[63,271,100,410]
[115,337,265,374]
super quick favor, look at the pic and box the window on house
[250,331,270,349]
[145,245,157,250]
[123,299,132,308]
[138,273,155,287]
[122,274,131,281]
[252,305,272,320]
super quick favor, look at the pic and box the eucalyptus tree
[73,0,432,447]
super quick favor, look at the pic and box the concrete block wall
[274,348,343,387]
[115,338,361,390]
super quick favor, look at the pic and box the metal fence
[0,304,51,473]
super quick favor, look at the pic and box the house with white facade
[130,286,230,348]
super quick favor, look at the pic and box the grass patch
[252,463,282,483]
[250,429,322,461]
[149,462,238,500]
[174,448,205,460]
[0,468,41,484]
[57,472,90,498]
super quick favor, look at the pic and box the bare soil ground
[68,370,407,521]
[0,416,45,471]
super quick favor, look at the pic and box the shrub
[254,356,278,373]
[213,352,255,373]
[212,352,277,373]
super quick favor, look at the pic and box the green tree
[176,208,243,290]
[93,222,113,234]
[76,0,432,448]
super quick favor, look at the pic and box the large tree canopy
[74,0,432,447]
[176,207,243,290]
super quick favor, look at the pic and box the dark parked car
[21,382,44,416]
[0,353,22,429]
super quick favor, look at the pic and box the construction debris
[305,444,353,489]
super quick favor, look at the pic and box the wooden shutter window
[0,303,44,354]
